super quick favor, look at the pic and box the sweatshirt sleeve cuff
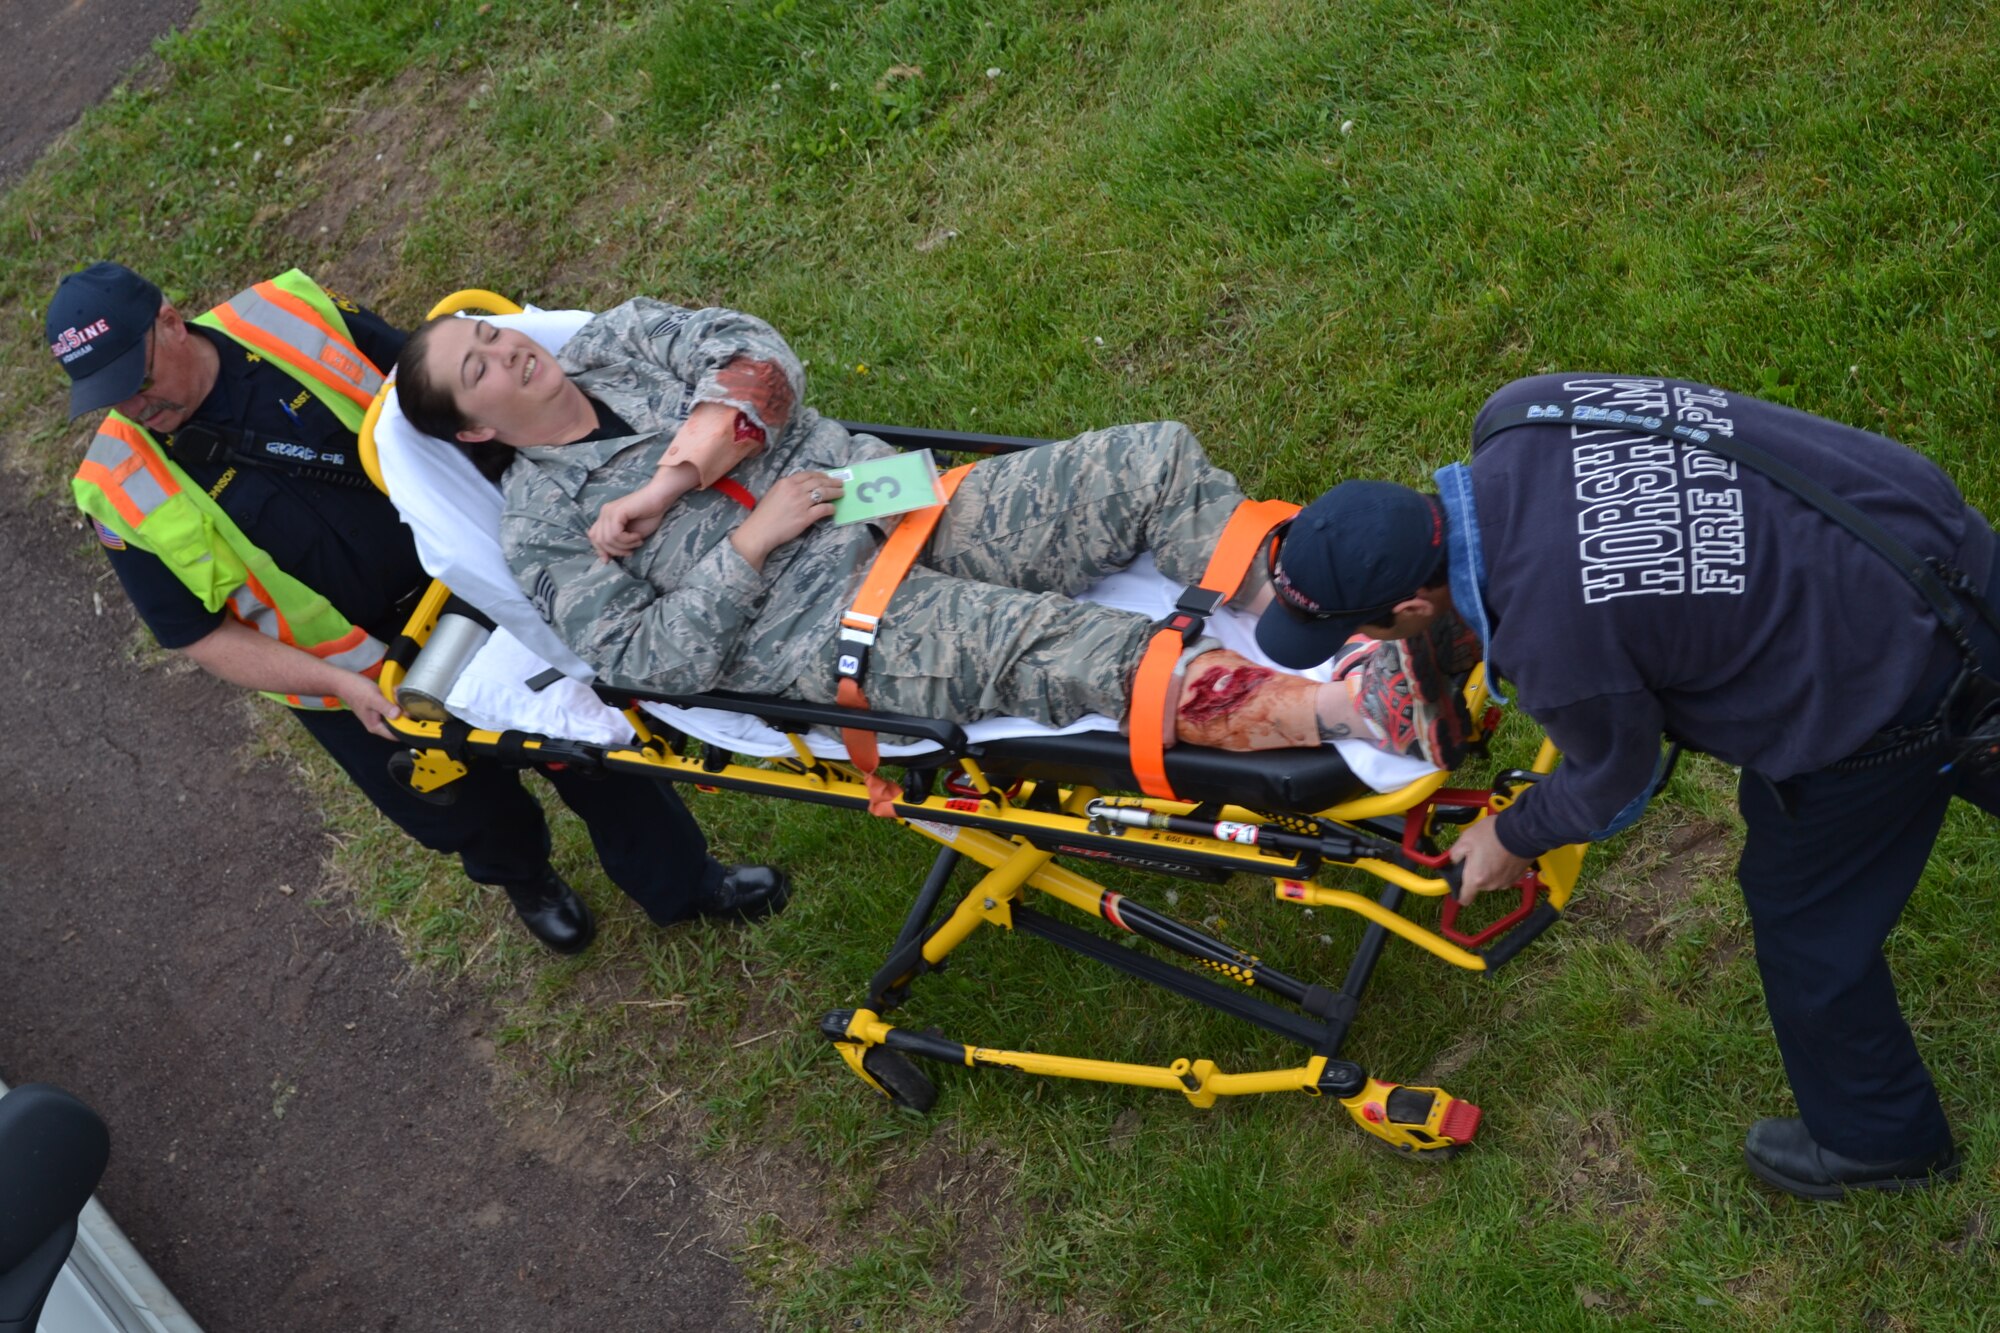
[1493,809,1553,861]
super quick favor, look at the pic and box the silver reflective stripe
[227,585,285,639]
[83,431,134,469]
[229,287,385,398]
[322,632,389,674]
[227,585,384,671]
[86,425,173,521]
[122,465,172,516]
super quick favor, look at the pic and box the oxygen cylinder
[395,612,491,722]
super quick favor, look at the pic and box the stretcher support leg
[866,847,964,1011]
[895,848,962,951]
[1325,882,1405,1058]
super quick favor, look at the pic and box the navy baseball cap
[1254,481,1447,668]
[46,263,163,419]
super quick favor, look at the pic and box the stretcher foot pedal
[387,748,465,804]
[1340,1077,1481,1158]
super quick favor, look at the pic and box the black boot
[501,868,596,954]
[1744,1117,1960,1199]
[699,864,792,923]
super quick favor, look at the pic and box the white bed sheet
[375,308,1436,792]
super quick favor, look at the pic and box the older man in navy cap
[47,262,790,953]
[1255,372,2000,1199]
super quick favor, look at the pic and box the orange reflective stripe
[97,416,183,499]
[250,280,346,341]
[305,623,370,660]
[251,281,375,387]
[210,301,375,410]
[837,463,976,813]
[75,460,144,528]
[1127,498,1301,799]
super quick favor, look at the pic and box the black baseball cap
[46,263,163,419]
[1254,481,1447,668]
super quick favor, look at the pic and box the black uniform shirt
[101,299,426,649]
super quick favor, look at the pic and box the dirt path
[0,8,751,1331]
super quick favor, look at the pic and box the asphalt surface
[0,6,752,1330]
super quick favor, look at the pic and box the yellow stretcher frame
[361,292,1587,1158]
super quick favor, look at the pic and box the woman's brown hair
[394,316,513,484]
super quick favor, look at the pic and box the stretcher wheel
[862,1048,938,1114]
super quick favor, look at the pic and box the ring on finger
[809,488,823,504]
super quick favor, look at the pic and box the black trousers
[292,707,724,925]
[1735,530,2000,1160]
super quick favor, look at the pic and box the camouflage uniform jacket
[499,298,895,697]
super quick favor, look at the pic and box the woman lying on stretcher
[393,299,1476,766]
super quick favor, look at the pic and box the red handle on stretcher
[1403,788,1550,951]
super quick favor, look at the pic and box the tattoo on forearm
[715,358,795,432]
[1318,719,1353,743]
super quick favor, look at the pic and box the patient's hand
[729,470,844,573]
[590,463,699,562]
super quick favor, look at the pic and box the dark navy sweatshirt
[1466,374,1993,858]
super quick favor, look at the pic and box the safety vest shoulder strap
[194,270,384,430]
[76,413,185,530]
[1127,498,1300,799]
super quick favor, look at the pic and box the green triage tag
[828,449,945,525]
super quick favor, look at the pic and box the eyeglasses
[137,330,157,394]
[1265,521,1398,625]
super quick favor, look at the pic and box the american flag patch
[92,519,127,550]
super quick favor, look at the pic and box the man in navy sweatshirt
[1255,373,2000,1198]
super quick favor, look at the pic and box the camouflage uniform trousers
[819,421,1266,728]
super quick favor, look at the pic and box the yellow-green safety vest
[71,270,391,710]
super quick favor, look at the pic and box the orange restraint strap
[835,462,976,816]
[1126,498,1300,799]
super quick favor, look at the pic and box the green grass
[9,0,2000,1328]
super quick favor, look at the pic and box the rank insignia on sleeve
[530,569,559,620]
[92,518,127,550]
